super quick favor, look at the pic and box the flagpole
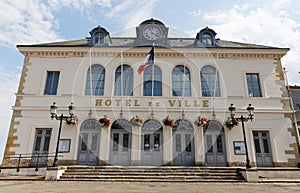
[89,48,92,96]
[120,50,124,117]
[212,53,219,118]
[151,44,155,117]
[182,51,186,118]
[152,45,154,98]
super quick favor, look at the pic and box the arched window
[85,64,105,96]
[200,66,220,97]
[172,65,191,96]
[144,65,162,96]
[114,65,133,96]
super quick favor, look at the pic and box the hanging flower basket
[99,115,111,127]
[195,116,209,127]
[66,116,78,126]
[225,117,239,129]
[162,116,174,127]
[130,115,143,126]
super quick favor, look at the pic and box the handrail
[0,152,60,172]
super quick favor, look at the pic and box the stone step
[62,172,238,176]
[60,175,242,180]
[63,169,237,173]
[59,178,245,183]
[59,166,245,182]
[65,168,238,173]
[65,166,238,170]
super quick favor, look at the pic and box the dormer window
[88,26,111,46]
[93,32,105,44]
[195,27,217,47]
[201,33,213,45]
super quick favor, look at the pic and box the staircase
[59,166,245,183]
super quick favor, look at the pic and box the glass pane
[263,139,270,153]
[43,136,51,152]
[176,134,181,152]
[80,134,88,152]
[254,138,261,153]
[246,73,262,97]
[206,135,213,153]
[154,133,160,151]
[217,135,223,153]
[172,65,191,97]
[185,134,192,152]
[113,133,119,152]
[37,130,43,135]
[46,130,51,135]
[144,65,162,96]
[44,71,60,95]
[35,136,41,151]
[91,133,98,151]
[123,133,129,152]
[201,66,220,97]
[86,65,105,96]
[144,135,150,151]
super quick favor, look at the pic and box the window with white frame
[200,66,220,97]
[172,65,191,96]
[143,65,162,96]
[85,64,105,96]
[246,73,262,97]
[114,65,133,96]
[44,71,60,95]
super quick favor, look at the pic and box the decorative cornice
[20,50,286,59]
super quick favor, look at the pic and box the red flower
[66,116,78,126]
[130,116,143,126]
[162,116,174,127]
[195,116,209,127]
[99,115,111,127]
[225,117,239,128]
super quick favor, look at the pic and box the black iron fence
[0,153,57,172]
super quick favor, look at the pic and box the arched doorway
[77,119,101,165]
[109,119,132,166]
[172,119,195,166]
[203,120,227,166]
[141,119,163,166]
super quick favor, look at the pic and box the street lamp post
[50,102,76,167]
[228,103,254,169]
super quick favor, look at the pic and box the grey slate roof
[17,37,287,49]
[290,86,300,110]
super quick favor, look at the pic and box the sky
[0,0,300,161]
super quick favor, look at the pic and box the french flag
[138,46,154,75]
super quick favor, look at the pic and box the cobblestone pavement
[0,181,299,193]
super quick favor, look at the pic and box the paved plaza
[0,181,299,193]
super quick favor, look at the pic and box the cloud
[106,0,159,30]
[192,0,300,85]
[47,0,112,14]
[0,0,159,48]
[0,0,60,48]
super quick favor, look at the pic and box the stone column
[131,125,141,165]
[194,126,205,166]
[163,125,173,166]
[99,126,110,165]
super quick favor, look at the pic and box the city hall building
[2,19,299,168]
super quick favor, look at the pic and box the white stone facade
[2,19,298,167]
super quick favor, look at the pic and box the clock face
[143,26,161,41]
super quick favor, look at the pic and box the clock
[143,25,161,41]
